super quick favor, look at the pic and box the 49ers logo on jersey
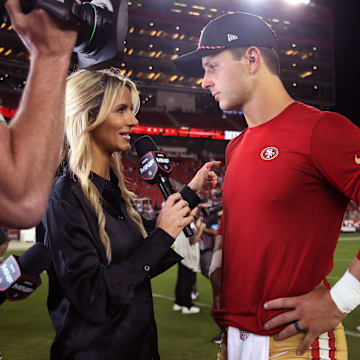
[260,146,279,161]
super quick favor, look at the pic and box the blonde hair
[65,67,146,264]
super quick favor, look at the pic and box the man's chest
[223,130,324,208]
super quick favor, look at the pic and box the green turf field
[0,233,359,359]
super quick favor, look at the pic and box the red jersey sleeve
[311,112,360,205]
[357,250,360,260]
[225,131,246,167]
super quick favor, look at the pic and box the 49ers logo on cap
[260,146,279,161]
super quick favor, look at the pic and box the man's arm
[349,253,360,282]
[263,256,360,356]
[203,226,218,236]
[263,113,360,355]
[0,0,76,228]
[209,234,222,310]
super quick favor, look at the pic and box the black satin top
[43,171,183,360]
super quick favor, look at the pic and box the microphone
[134,135,193,237]
[0,243,51,305]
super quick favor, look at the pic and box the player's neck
[243,78,294,128]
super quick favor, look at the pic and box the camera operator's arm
[203,227,218,236]
[0,0,76,228]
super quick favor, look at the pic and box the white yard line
[345,330,360,338]
[153,293,212,308]
[7,241,34,251]
[338,237,360,241]
[327,276,340,280]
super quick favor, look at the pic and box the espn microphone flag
[135,135,173,184]
[0,243,51,304]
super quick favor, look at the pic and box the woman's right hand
[156,193,193,239]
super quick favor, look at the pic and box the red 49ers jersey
[213,101,360,334]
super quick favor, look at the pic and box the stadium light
[283,0,310,5]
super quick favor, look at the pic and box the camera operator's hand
[5,0,77,59]
[156,193,194,239]
[187,161,221,194]
[0,1,77,227]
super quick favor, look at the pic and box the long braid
[67,116,113,263]
[80,178,113,263]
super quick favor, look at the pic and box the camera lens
[74,3,113,55]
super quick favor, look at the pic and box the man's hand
[263,285,346,356]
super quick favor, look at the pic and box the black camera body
[0,0,128,69]
[201,203,223,218]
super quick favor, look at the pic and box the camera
[0,0,128,69]
[201,203,223,218]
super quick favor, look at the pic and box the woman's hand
[187,161,221,194]
[156,193,193,239]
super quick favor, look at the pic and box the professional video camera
[201,202,223,218]
[0,0,128,69]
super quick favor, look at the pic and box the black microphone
[0,243,51,305]
[134,135,193,237]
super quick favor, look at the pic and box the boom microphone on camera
[134,135,193,238]
[0,243,51,305]
[0,0,128,70]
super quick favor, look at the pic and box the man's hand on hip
[263,284,346,356]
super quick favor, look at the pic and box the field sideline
[0,233,359,359]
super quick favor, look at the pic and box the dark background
[333,0,360,125]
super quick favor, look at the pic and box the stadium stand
[170,111,240,131]
[136,109,177,127]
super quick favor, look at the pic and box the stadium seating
[137,110,175,127]
[170,112,239,131]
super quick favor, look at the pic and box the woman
[43,67,218,360]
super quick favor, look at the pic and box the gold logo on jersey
[355,154,360,165]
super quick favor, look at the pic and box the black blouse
[43,171,196,360]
